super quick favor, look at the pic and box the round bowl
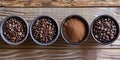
[30,15,60,46]
[0,15,29,45]
[91,15,120,44]
[61,15,89,45]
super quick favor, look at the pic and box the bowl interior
[61,15,89,44]
[91,15,119,44]
[1,16,28,45]
[31,16,59,44]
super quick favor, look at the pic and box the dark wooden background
[0,0,120,60]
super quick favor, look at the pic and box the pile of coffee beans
[32,17,56,43]
[3,16,27,43]
[93,16,118,43]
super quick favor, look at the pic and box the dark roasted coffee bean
[93,17,118,43]
[3,17,27,43]
[32,18,56,43]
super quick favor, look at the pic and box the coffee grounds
[93,17,118,43]
[32,18,56,43]
[3,17,27,43]
[63,18,86,43]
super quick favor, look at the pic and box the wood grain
[0,8,120,60]
[0,0,120,7]
[0,49,120,60]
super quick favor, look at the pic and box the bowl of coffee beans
[1,15,29,45]
[91,15,119,44]
[61,15,89,45]
[30,15,60,46]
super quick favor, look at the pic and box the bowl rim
[0,15,29,45]
[30,15,60,46]
[61,15,90,45]
[90,15,120,44]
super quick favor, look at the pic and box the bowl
[0,15,29,45]
[61,15,89,45]
[91,15,120,44]
[30,15,60,46]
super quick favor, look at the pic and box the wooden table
[0,0,120,7]
[1,1,120,60]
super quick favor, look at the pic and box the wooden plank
[0,0,120,7]
[0,8,120,49]
[0,8,120,60]
[0,49,120,60]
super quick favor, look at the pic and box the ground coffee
[63,18,86,43]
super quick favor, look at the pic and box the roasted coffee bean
[93,17,118,43]
[3,17,27,43]
[32,18,56,43]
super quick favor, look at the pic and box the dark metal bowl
[61,15,90,45]
[0,15,29,45]
[91,15,120,44]
[30,15,60,46]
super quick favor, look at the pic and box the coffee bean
[3,17,27,43]
[32,18,56,43]
[93,16,118,43]
[107,31,110,34]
